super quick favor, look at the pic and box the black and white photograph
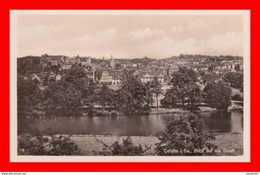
[10,10,250,162]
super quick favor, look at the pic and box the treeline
[18,65,243,117]
[161,67,243,111]
[178,54,242,60]
[18,65,153,117]
[17,56,43,75]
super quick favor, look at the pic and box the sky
[17,14,244,59]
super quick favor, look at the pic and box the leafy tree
[64,65,93,96]
[144,81,154,108]
[150,77,163,109]
[18,134,80,155]
[170,67,198,86]
[17,77,43,115]
[113,89,147,115]
[161,67,201,112]
[17,56,43,75]
[235,64,241,72]
[222,72,243,89]
[121,71,147,104]
[93,83,114,109]
[203,80,232,110]
[42,66,97,116]
[117,71,148,115]
[94,68,103,81]
[43,81,82,116]
[201,72,218,84]
[155,113,216,156]
[208,65,214,72]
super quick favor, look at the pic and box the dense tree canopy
[222,72,243,89]
[17,77,43,115]
[41,66,96,116]
[116,71,149,115]
[161,67,201,111]
[43,81,82,116]
[203,80,232,110]
[150,77,163,109]
[201,72,218,84]
[93,83,114,108]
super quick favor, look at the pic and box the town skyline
[18,53,244,60]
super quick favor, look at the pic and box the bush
[18,134,81,155]
[111,137,144,156]
[232,94,243,101]
[95,110,110,117]
[110,110,119,117]
[98,137,147,156]
[155,113,217,156]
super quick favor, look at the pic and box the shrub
[110,110,119,117]
[18,134,81,155]
[98,137,147,156]
[232,94,243,101]
[155,113,217,156]
[110,137,144,156]
[95,110,110,117]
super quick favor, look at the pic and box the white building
[61,64,72,70]
[112,76,121,86]
[99,71,113,84]
[140,73,166,84]
[56,74,62,81]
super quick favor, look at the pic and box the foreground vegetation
[18,134,80,155]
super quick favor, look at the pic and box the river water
[18,110,243,136]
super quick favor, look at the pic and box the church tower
[110,54,116,69]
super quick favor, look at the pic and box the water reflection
[200,111,232,132]
[18,111,243,136]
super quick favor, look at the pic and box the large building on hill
[99,70,122,89]
[99,71,113,85]
[40,54,92,70]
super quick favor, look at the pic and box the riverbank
[149,104,242,115]
[149,106,217,115]
[71,132,243,156]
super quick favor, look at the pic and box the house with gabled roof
[139,71,166,84]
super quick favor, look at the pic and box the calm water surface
[18,111,243,136]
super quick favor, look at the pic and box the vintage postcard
[10,10,250,162]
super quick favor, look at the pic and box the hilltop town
[18,54,243,91]
[17,53,244,156]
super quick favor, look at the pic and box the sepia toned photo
[10,10,250,162]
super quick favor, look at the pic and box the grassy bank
[71,132,243,156]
